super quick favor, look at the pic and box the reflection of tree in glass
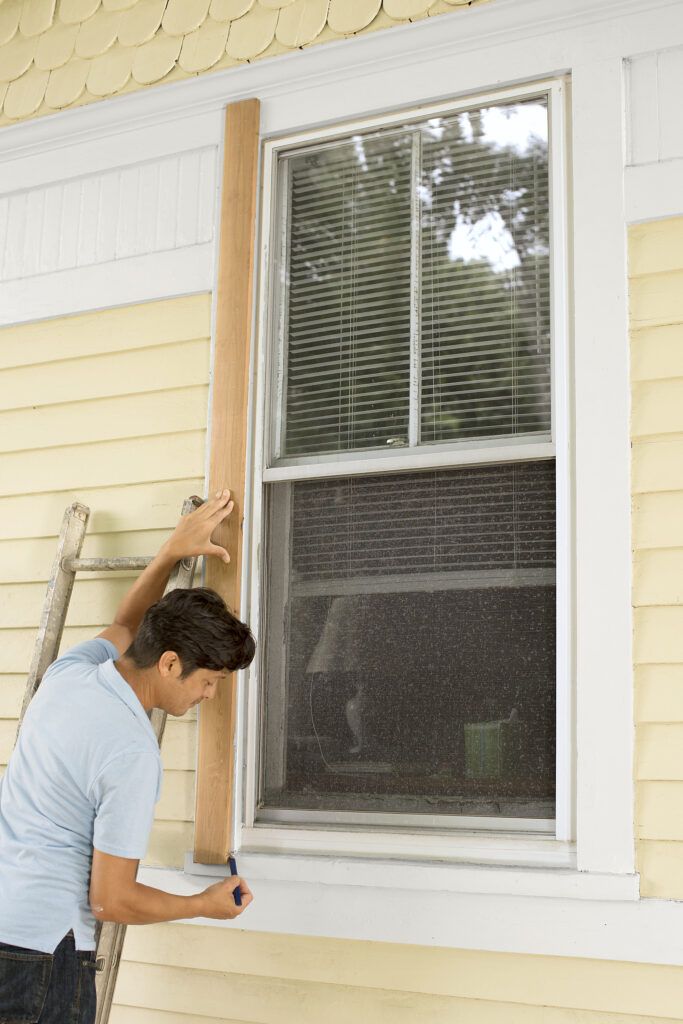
[421,103,550,443]
[285,134,413,456]
[282,100,550,456]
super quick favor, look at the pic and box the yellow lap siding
[636,723,683,779]
[637,781,683,840]
[633,549,683,605]
[0,385,209,453]
[1,578,135,628]
[0,337,209,412]
[119,924,683,1018]
[109,1009,678,1024]
[631,324,683,381]
[110,1012,251,1024]
[0,294,211,871]
[112,951,683,1023]
[0,477,205,540]
[630,215,683,897]
[634,605,683,664]
[632,438,683,493]
[156,771,195,822]
[0,431,207,497]
[146,822,195,868]
[638,841,683,899]
[633,491,683,549]
[0,530,181,585]
[632,378,683,438]
[0,676,24,717]
[160,720,196,773]
[0,295,211,371]
[635,665,683,722]
[630,270,683,329]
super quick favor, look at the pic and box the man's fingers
[208,543,230,564]
[212,489,231,505]
[190,490,231,520]
[208,500,234,523]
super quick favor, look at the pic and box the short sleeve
[91,752,161,860]
[44,639,119,680]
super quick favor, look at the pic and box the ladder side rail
[17,503,90,728]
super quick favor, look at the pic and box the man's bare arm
[89,848,252,925]
[97,491,234,654]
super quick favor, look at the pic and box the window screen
[260,462,556,820]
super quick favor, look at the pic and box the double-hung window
[248,82,568,849]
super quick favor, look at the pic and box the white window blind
[283,133,413,456]
[289,460,555,590]
[277,97,550,459]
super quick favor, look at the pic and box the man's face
[160,657,228,716]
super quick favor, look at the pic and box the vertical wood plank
[194,98,260,864]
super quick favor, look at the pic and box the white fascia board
[0,245,213,327]
[135,864,683,967]
[1,0,683,192]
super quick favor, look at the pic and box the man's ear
[158,651,182,678]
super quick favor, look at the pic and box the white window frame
[240,79,572,866]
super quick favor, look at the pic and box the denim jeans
[0,931,97,1024]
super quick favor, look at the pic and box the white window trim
[241,78,571,864]
[229,3,642,900]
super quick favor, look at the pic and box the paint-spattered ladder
[13,496,202,1024]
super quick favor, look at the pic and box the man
[0,490,255,1024]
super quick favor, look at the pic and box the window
[253,87,563,835]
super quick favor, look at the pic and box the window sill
[136,859,683,965]
[182,848,638,903]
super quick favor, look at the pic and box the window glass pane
[260,461,556,821]
[281,134,413,456]
[420,99,551,442]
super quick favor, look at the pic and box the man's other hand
[198,876,254,920]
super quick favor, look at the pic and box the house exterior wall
[631,214,683,900]
[3,1,683,1021]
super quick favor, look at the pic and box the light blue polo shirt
[0,639,162,953]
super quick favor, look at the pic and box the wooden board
[194,98,260,863]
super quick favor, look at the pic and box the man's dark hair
[126,588,256,676]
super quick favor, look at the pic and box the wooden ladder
[14,496,202,1024]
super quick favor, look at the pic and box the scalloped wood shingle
[0,0,489,125]
[178,16,230,73]
[75,7,121,58]
[87,39,133,93]
[19,0,56,38]
[35,21,78,69]
[162,0,212,38]
[0,1,22,47]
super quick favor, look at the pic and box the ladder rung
[62,557,154,572]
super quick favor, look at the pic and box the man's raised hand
[164,490,235,565]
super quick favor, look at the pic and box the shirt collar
[98,658,159,748]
